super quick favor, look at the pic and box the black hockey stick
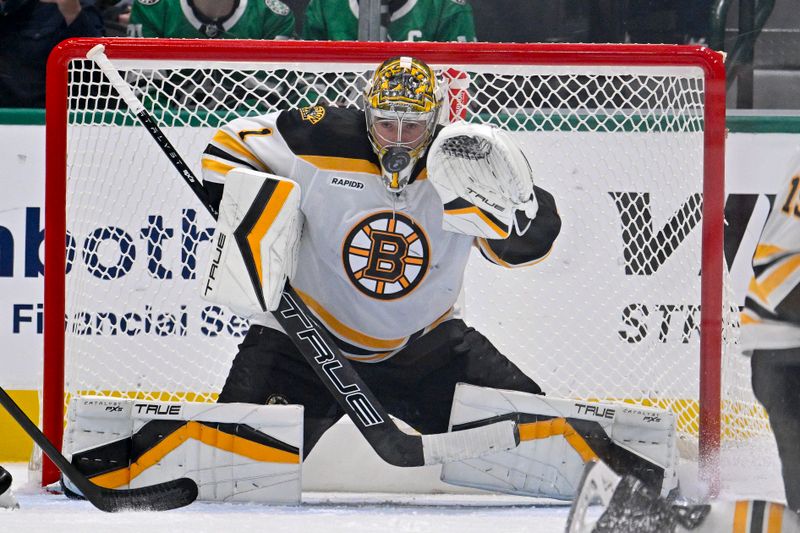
[0,386,198,512]
[0,465,11,496]
[87,44,518,468]
[0,464,18,509]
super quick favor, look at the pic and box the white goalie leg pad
[440,384,678,500]
[62,397,303,504]
[427,122,537,239]
[201,168,303,315]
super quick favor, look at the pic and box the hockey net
[43,39,765,488]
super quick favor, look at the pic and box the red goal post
[43,38,729,489]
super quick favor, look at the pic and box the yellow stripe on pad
[90,420,299,489]
[246,180,295,286]
[517,418,599,462]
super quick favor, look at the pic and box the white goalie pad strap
[62,397,303,504]
[427,122,537,239]
[421,419,518,465]
[201,168,303,315]
[440,384,678,500]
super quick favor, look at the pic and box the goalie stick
[0,386,198,512]
[86,44,519,468]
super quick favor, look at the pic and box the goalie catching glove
[427,122,538,239]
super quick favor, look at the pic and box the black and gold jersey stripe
[293,285,453,362]
[277,106,429,184]
[478,186,561,268]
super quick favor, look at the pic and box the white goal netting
[45,42,770,488]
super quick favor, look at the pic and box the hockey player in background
[566,153,800,532]
[302,0,477,42]
[126,0,295,39]
[741,151,800,513]
[199,55,681,501]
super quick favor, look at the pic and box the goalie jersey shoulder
[201,106,378,189]
[277,105,378,163]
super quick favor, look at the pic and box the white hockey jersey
[740,152,800,352]
[201,106,560,361]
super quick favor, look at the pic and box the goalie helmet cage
[43,38,744,491]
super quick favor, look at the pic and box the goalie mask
[365,56,442,192]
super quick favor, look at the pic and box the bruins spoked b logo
[342,211,429,300]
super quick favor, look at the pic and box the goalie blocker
[201,168,303,316]
[441,384,678,500]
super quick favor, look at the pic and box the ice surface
[0,434,784,533]
[0,464,573,533]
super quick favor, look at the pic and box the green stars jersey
[127,0,295,39]
[201,106,559,362]
[302,0,476,42]
[741,152,800,351]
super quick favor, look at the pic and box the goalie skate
[567,460,681,533]
[565,461,621,533]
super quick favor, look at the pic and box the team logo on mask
[342,211,429,300]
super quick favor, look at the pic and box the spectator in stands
[622,0,715,44]
[676,0,715,44]
[126,0,295,39]
[98,0,131,36]
[0,0,104,108]
[302,0,476,42]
